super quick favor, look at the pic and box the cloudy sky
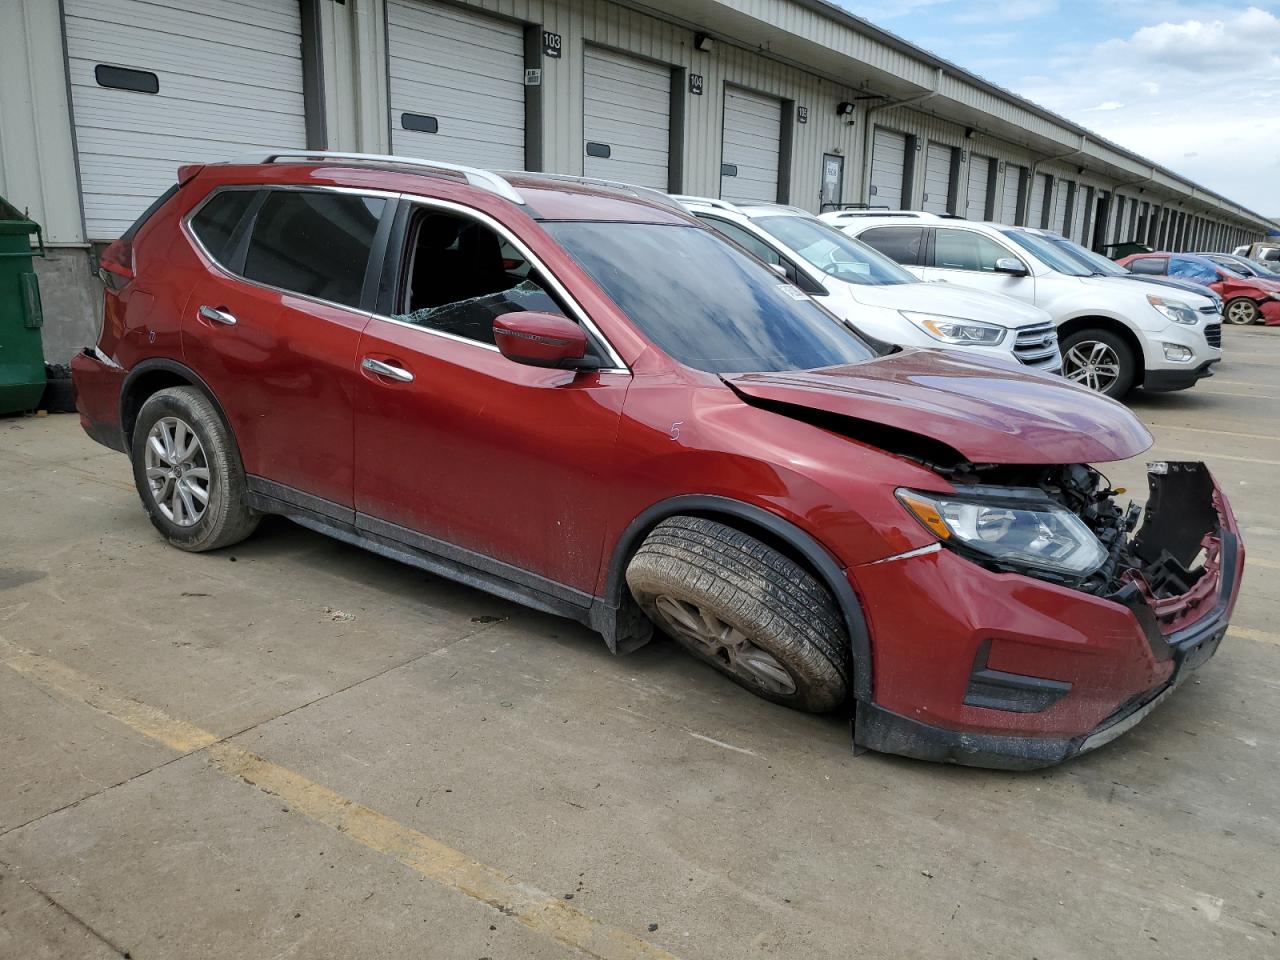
[840,1,1280,216]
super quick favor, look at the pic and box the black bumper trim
[1143,359,1217,392]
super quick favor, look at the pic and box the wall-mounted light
[1077,166,1085,175]
[964,127,975,140]
[694,32,714,52]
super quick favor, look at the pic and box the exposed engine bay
[938,459,1225,630]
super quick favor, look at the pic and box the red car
[1118,252,1280,326]
[72,154,1243,769]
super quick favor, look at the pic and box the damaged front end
[899,459,1242,641]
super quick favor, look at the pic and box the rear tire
[1059,328,1136,399]
[130,386,258,552]
[1224,298,1259,325]
[626,516,849,713]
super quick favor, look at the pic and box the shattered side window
[392,212,568,346]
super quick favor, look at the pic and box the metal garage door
[583,47,670,190]
[869,128,907,210]
[62,0,306,240]
[965,154,991,220]
[388,0,524,169]
[1029,173,1049,228]
[1001,163,1024,224]
[1051,181,1071,235]
[1072,187,1090,243]
[922,143,953,214]
[720,87,782,204]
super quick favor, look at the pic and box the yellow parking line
[0,638,679,960]
[1228,626,1280,647]
[1160,448,1280,467]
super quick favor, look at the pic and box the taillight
[99,238,133,292]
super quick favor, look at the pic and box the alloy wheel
[144,416,211,527]
[1225,300,1257,325]
[653,595,797,696]
[1062,340,1122,394]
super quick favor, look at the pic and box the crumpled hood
[844,280,1048,327]
[724,348,1153,465]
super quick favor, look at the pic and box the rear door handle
[198,305,237,326]
[362,357,414,383]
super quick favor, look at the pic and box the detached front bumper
[851,463,1243,770]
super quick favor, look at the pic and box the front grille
[1012,321,1060,369]
[1205,323,1222,348]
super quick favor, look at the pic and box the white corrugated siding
[921,142,952,214]
[965,154,990,220]
[387,0,525,169]
[1072,186,1089,244]
[869,127,906,209]
[63,0,306,240]
[719,86,781,203]
[1029,173,1049,229]
[583,46,670,189]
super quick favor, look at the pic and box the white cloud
[1016,6,1280,213]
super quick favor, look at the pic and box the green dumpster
[0,196,45,415]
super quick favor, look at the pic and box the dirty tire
[130,386,258,552]
[1223,298,1259,325]
[626,516,848,712]
[1059,327,1135,399]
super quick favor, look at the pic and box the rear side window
[1128,257,1167,275]
[932,228,1012,272]
[858,225,925,266]
[243,191,386,308]
[189,190,256,264]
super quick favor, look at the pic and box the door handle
[198,305,237,326]
[362,357,414,383]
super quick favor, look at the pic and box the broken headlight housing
[897,487,1108,577]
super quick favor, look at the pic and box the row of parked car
[675,202,1278,399]
[68,153,1244,769]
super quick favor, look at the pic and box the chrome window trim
[182,184,403,316]
[377,194,630,374]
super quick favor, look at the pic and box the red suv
[72,154,1243,769]
[1118,251,1280,326]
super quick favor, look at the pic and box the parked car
[824,211,1223,398]
[674,197,1060,374]
[72,153,1243,769]
[1233,242,1280,266]
[1013,227,1225,310]
[1117,252,1280,326]
[1199,252,1280,280]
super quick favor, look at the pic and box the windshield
[545,221,877,374]
[1032,233,1128,276]
[754,215,916,285]
[1000,228,1093,277]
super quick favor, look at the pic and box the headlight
[897,488,1107,576]
[1147,294,1198,325]
[900,311,1006,345]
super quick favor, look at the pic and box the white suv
[824,211,1222,398]
[676,198,1061,375]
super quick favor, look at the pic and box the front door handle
[198,305,237,326]
[362,357,414,383]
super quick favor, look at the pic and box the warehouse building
[1,0,1271,361]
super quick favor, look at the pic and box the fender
[602,494,874,701]
[119,357,233,445]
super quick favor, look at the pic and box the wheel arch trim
[605,494,873,701]
[120,359,233,445]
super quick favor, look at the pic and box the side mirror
[493,311,592,369]
[994,257,1028,277]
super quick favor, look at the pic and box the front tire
[1224,298,1259,325]
[626,516,849,712]
[130,386,259,552]
[1059,328,1136,399]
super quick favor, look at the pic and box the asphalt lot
[2,328,1278,960]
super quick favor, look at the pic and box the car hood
[1114,274,1221,302]
[839,279,1048,326]
[724,348,1153,465]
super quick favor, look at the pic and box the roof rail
[518,173,688,214]
[251,151,524,204]
[670,195,739,212]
